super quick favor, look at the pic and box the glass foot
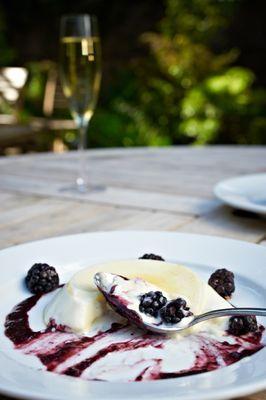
[60,182,105,194]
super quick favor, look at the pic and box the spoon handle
[193,307,266,325]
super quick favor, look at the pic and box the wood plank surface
[0,146,265,400]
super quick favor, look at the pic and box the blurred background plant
[0,0,266,154]
[99,0,266,147]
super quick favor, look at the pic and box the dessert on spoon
[94,271,266,334]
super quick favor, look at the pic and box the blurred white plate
[0,231,265,400]
[214,173,266,215]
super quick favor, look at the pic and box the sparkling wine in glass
[60,15,101,192]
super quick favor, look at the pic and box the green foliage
[92,0,266,147]
[160,0,234,43]
[179,67,257,144]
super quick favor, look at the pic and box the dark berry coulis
[4,291,265,382]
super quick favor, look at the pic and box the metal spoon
[141,307,266,334]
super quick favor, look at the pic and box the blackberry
[25,263,59,294]
[160,298,191,324]
[139,291,167,317]
[208,268,235,298]
[139,254,165,261]
[228,315,258,336]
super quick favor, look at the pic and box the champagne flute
[59,15,101,192]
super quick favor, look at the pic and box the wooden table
[0,146,265,400]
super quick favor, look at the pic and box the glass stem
[77,117,89,191]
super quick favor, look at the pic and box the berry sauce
[4,291,265,382]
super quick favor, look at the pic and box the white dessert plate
[214,173,266,215]
[0,231,265,400]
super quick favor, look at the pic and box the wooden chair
[0,65,75,149]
